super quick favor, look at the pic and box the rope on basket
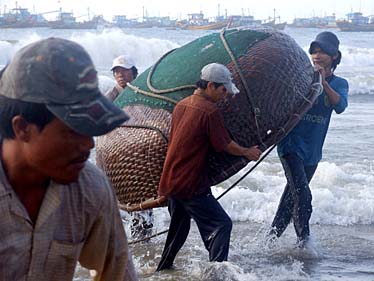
[126,48,196,104]
[127,27,267,135]
[219,29,266,149]
[146,49,197,94]
[125,143,277,245]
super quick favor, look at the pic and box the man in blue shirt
[269,31,349,246]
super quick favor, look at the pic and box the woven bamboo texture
[96,28,322,211]
[96,105,171,207]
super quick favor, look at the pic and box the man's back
[158,93,231,199]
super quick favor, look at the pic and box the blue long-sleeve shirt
[277,74,349,166]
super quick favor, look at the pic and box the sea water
[1,27,373,281]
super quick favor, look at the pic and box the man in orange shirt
[157,63,262,271]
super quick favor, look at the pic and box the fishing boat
[130,16,177,28]
[48,11,100,29]
[178,13,228,30]
[261,9,287,30]
[289,15,336,28]
[226,15,261,28]
[0,6,48,28]
[262,20,287,30]
[336,12,374,32]
[112,15,132,28]
[184,20,228,30]
[316,14,337,28]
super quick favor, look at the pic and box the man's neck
[115,84,124,92]
[325,67,333,78]
[195,89,216,102]
[1,140,49,223]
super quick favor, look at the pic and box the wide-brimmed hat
[0,37,129,136]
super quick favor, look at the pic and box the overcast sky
[2,0,374,22]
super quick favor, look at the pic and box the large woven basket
[96,28,322,211]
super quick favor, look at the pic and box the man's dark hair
[0,95,55,139]
[131,66,138,79]
[196,79,223,89]
[331,51,341,72]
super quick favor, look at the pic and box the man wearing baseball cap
[104,54,153,241]
[156,63,262,271]
[0,38,137,280]
[105,55,138,102]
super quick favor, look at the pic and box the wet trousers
[156,192,232,271]
[271,153,317,240]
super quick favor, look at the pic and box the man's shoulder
[75,162,114,202]
[177,94,217,114]
[79,161,109,186]
[105,86,120,102]
[331,75,349,87]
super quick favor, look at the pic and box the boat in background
[316,14,337,28]
[336,12,374,32]
[289,15,337,28]
[48,11,101,29]
[226,15,261,28]
[112,15,135,28]
[261,9,287,30]
[0,6,49,28]
[183,21,228,30]
[180,13,228,30]
[262,20,286,30]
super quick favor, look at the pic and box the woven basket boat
[96,28,322,212]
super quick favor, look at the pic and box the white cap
[110,55,135,71]
[200,63,240,95]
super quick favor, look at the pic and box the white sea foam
[300,43,374,96]
[1,29,180,97]
[214,160,374,226]
[127,159,374,233]
[1,28,374,95]
[255,261,310,281]
[340,46,374,68]
[69,28,179,73]
[0,41,14,65]
[0,29,179,72]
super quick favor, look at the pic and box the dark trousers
[271,153,317,240]
[156,192,232,271]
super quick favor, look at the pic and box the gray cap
[0,37,129,136]
[200,63,240,95]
